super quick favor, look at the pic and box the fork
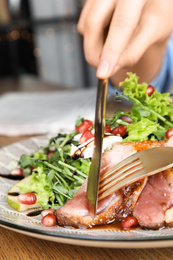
[98,146,173,201]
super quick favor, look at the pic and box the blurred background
[0,0,97,93]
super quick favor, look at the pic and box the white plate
[1,136,173,248]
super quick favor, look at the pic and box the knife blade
[87,78,108,219]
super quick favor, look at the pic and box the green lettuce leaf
[19,170,55,208]
[123,118,160,142]
[114,72,173,141]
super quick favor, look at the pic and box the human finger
[77,0,93,35]
[118,10,171,69]
[82,0,116,68]
[96,0,146,79]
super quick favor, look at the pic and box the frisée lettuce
[106,72,173,142]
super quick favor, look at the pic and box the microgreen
[18,133,90,209]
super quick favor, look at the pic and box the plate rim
[1,135,173,248]
[1,222,173,248]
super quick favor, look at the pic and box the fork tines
[98,147,173,201]
[98,157,144,201]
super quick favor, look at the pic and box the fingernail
[96,61,110,78]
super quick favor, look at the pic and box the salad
[7,72,173,226]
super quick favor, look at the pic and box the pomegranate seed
[112,125,127,137]
[165,128,173,139]
[120,115,133,123]
[11,168,24,176]
[30,166,35,171]
[41,213,56,227]
[121,216,138,230]
[104,124,111,133]
[41,208,54,218]
[146,85,155,96]
[75,119,93,133]
[18,193,37,205]
[47,152,54,158]
[80,130,94,143]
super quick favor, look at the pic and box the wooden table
[0,221,172,260]
[0,78,173,259]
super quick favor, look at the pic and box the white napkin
[0,89,97,136]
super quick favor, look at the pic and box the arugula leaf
[19,154,36,168]
[18,131,90,209]
[75,116,85,127]
[106,110,135,128]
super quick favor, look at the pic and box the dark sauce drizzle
[72,134,113,159]
[0,174,24,180]
[8,192,20,196]
[26,209,43,217]
[72,139,94,159]
[7,191,43,217]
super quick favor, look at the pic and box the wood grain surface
[1,224,173,260]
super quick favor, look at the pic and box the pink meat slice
[55,179,123,228]
[133,173,173,229]
[55,140,165,228]
[56,137,173,228]
[132,137,173,229]
[56,143,137,228]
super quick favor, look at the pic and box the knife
[87,78,108,219]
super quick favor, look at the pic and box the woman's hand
[78,0,173,84]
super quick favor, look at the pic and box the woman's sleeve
[108,35,173,94]
[150,34,173,93]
